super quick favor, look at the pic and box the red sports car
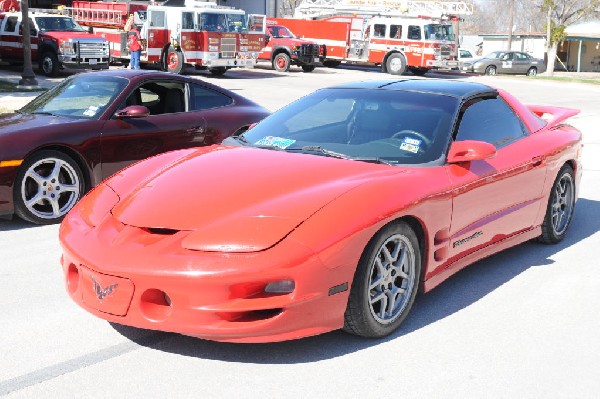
[0,70,269,224]
[59,79,582,343]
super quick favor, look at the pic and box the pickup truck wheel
[301,65,315,72]
[273,53,291,72]
[385,53,407,75]
[164,47,184,74]
[40,52,59,77]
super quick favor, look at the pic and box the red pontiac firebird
[60,79,582,343]
[0,70,269,224]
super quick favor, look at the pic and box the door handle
[531,156,544,167]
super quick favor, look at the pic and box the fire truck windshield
[198,12,247,33]
[423,24,455,41]
[35,16,87,33]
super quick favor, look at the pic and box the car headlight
[473,61,483,68]
[59,41,75,55]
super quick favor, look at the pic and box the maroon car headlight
[76,184,120,227]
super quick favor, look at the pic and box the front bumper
[60,209,350,343]
[59,56,110,70]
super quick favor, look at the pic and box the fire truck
[274,0,473,75]
[66,0,266,75]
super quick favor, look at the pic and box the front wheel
[526,67,538,76]
[385,53,407,75]
[39,52,59,77]
[301,65,315,72]
[14,150,85,224]
[164,46,184,74]
[344,221,421,338]
[273,53,291,72]
[485,65,497,75]
[538,165,576,244]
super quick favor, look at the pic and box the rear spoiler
[527,105,580,130]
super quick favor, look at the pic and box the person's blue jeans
[130,50,141,70]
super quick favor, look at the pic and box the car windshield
[35,16,86,32]
[238,88,459,166]
[424,24,455,41]
[20,75,128,119]
[269,26,294,38]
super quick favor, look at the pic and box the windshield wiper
[31,111,58,116]
[286,146,393,165]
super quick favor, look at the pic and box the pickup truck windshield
[34,16,86,32]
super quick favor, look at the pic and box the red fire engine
[66,0,266,75]
[274,0,473,75]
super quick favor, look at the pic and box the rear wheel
[14,150,84,224]
[485,65,497,75]
[40,52,59,77]
[527,67,538,76]
[164,46,184,74]
[301,65,315,72]
[385,53,407,75]
[208,67,227,76]
[539,165,575,244]
[273,53,291,72]
[344,221,421,338]
[408,66,429,76]
[323,60,341,68]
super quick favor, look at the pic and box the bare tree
[279,0,305,17]
[541,0,600,75]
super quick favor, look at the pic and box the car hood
[108,146,406,252]
[0,112,82,137]
[40,31,102,41]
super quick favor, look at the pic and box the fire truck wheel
[40,52,59,77]
[323,60,341,68]
[385,53,407,76]
[209,67,227,76]
[408,67,429,76]
[273,53,291,72]
[301,65,315,72]
[164,47,184,74]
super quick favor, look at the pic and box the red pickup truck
[258,22,325,72]
[0,10,109,76]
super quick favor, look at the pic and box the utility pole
[507,0,515,50]
[18,0,39,89]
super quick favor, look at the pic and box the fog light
[264,280,295,294]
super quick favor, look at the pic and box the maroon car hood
[0,112,85,137]
[109,146,406,250]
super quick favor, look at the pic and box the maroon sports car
[0,70,269,224]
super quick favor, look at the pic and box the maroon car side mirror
[115,105,151,119]
[447,140,497,164]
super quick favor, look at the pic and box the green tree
[542,0,600,75]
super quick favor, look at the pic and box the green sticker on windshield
[255,136,296,149]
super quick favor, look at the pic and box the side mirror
[264,34,270,44]
[447,140,496,164]
[88,26,94,34]
[115,105,150,119]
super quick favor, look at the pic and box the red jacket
[128,29,142,52]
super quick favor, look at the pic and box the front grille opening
[144,227,179,236]
[218,308,283,323]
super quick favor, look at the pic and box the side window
[124,81,186,115]
[189,84,232,110]
[455,97,527,149]
[182,12,194,30]
[407,25,421,40]
[149,10,165,28]
[389,24,402,39]
[373,24,385,38]
[5,16,18,33]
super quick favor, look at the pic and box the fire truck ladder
[64,6,125,28]
[294,0,474,19]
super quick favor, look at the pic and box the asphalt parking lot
[1,64,599,398]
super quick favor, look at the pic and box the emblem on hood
[92,277,118,300]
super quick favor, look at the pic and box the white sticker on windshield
[255,136,296,149]
[399,137,421,154]
[83,106,99,117]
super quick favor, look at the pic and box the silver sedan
[462,51,546,76]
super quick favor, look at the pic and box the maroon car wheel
[344,221,421,338]
[14,150,84,225]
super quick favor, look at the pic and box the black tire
[273,53,291,72]
[408,67,429,76]
[301,65,316,72]
[344,221,421,338]
[527,67,538,76]
[14,150,85,225]
[385,53,407,75]
[208,67,227,76]
[39,52,59,77]
[538,165,576,244]
[323,60,341,68]
[164,46,184,74]
[485,65,497,75]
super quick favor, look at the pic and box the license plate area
[80,266,134,316]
